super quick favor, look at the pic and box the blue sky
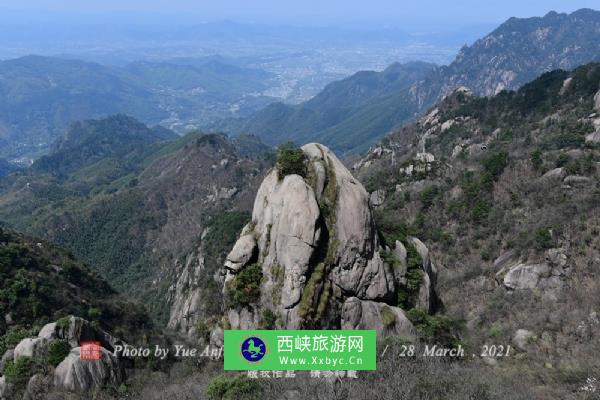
[0,0,598,27]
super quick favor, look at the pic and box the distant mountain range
[220,8,600,154]
[32,115,177,178]
[2,9,600,162]
[0,55,274,161]
[0,115,272,321]
[214,61,438,151]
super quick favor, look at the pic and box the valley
[0,5,599,400]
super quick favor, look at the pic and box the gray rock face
[227,308,259,330]
[210,326,224,348]
[410,237,438,313]
[13,337,48,361]
[7,316,127,395]
[224,234,257,272]
[167,249,207,338]
[493,250,516,271]
[23,373,49,400]
[13,317,124,361]
[219,143,438,334]
[0,376,6,398]
[369,189,386,208]
[54,347,124,392]
[540,168,566,180]
[54,316,125,352]
[502,263,551,290]
[497,248,570,290]
[341,297,415,339]
[586,130,600,143]
[249,170,322,312]
[0,349,14,372]
[513,329,535,351]
[38,323,58,340]
[563,175,592,187]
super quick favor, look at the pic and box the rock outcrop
[0,376,7,400]
[7,316,126,394]
[585,90,600,143]
[13,338,48,361]
[167,248,208,338]
[0,349,13,372]
[54,347,124,392]
[495,247,571,290]
[513,329,536,351]
[340,298,415,338]
[586,88,600,143]
[220,143,437,336]
[37,317,124,353]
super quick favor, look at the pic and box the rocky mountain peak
[219,143,436,337]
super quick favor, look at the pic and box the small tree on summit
[276,143,306,180]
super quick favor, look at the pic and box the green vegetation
[0,228,152,345]
[530,149,543,170]
[556,153,571,167]
[55,316,71,330]
[230,61,436,155]
[179,211,255,329]
[227,264,263,308]
[381,305,397,328]
[202,212,252,315]
[0,327,38,359]
[196,321,210,342]
[201,211,251,283]
[534,228,554,249]
[261,309,277,329]
[420,186,439,210]
[270,263,284,306]
[297,263,327,322]
[207,375,262,400]
[3,357,36,386]
[397,243,424,310]
[276,144,307,180]
[407,309,463,347]
[0,113,267,323]
[482,151,509,180]
[0,55,274,161]
[456,151,509,223]
[47,340,71,367]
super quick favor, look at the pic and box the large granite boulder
[341,297,415,339]
[496,248,571,290]
[45,316,125,353]
[54,347,124,392]
[217,143,439,335]
[502,263,553,290]
[8,316,128,395]
[224,234,257,272]
[13,338,48,361]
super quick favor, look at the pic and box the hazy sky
[0,0,598,26]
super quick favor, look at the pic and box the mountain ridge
[0,55,274,161]
[220,8,600,154]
